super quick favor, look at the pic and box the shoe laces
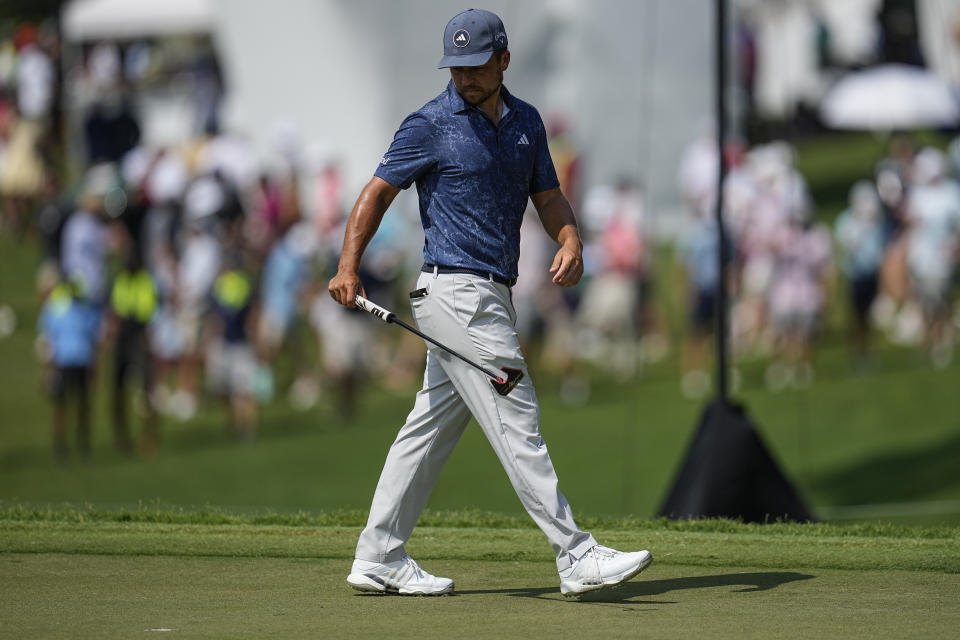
[589,545,622,562]
[398,554,426,581]
[567,546,616,584]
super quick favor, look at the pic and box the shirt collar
[446,80,514,116]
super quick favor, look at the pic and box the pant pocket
[452,276,482,326]
[410,279,434,334]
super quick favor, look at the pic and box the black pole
[659,0,815,523]
[714,0,730,403]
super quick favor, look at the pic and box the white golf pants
[354,271,597,572]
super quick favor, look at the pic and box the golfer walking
[329,9,652,596]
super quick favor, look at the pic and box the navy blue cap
[438,9,508,69]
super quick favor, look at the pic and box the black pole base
[658,400,816,523]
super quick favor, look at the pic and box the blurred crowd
[1,21,958,464]
[678,130,960,397]
[0,25,431,462]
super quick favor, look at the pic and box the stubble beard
[463,83,500,107]
[460,66,503,108]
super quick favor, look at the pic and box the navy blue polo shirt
[374,81,559,281]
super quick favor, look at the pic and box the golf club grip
[354,295,394,323]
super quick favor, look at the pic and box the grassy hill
[1,131,959,525]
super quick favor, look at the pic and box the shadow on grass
[810,431,960,505]
[455,571,815,603]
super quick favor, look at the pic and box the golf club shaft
[354,295,505,383]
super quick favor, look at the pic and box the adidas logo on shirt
[517,134,530,145]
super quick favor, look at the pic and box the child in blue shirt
[39,278,101,462]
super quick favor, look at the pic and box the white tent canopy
[62,0,216,41]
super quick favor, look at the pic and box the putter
[354,294,523,396]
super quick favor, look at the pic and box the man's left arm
[530,187,583,287]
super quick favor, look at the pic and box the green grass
[3,131,960,637]
[2,236,960,524]
[1,131,960,528]
[1,508,958,639]
[4,503,957,538]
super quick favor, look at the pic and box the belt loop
[433,264,439,279]
[488,272,494,282]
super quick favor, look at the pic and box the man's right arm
[327,176,401,307]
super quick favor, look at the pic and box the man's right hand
[327,177,401,308]
[328,270,365,308]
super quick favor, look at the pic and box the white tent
[212,0,712,232]
[62,0,215,41]
[60,0,219,156]
[59,0,713,233]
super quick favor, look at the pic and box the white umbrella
[820,63,960,130]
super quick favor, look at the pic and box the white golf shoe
[346,554,454,596]
[559,545,653,596]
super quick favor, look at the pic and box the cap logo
[453,29,470,48]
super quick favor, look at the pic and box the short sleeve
[374,112,436,190]
[529,113,560,195]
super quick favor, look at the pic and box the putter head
[490,367,524,396]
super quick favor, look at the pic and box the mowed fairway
[2,510,958,639]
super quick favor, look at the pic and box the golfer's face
[450,51,509,106]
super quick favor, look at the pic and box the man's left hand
[530,187,584,287]
[549,242,583,286]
